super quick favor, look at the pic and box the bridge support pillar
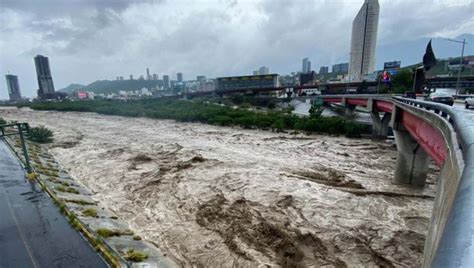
[344,104,356,118]
[370,111,390,139]
[393,128,429,186]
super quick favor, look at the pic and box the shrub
[96,228,121,238]
[28,126,53,143]
[66,199,96,206]
[344,122,362,138]
[96,228,133,238]
[211,115,233,126]
[82,208,98,218]
[56,186,79,194]
[124,249,148,262]
[271,118,285,132]
[0,117,6,125]
[309,104,323,119]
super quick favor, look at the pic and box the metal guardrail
[0,123,33,175]
[2,124,130,267]
[393,97,474,267]
[322,95,473,266]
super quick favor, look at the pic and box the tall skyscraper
[130,74,134,80]
[34,55,55,97]
[163,75,170,88]
[349,0,379,81]
[177,73,183,82]
[197,75,206,83]
[319,66,329,74]
[332,63,349,74]
[258,66,269,75]
[302,58,311,73]
[5,74,22,101]
[146,68,151,80]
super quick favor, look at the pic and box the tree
[309,103,323,119]
[271,118,285,132]
[391,69,414,93]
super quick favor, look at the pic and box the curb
[4,137,126,268]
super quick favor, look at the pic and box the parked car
[465,96,474,109]
[403,91,416,99]
[424,92,454,106]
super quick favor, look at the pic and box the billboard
[216,74,279,91]
[384,61,401,70]
[384,61,401,75]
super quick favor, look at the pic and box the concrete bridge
[318,94,473,267]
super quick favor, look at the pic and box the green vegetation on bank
[124,249,148,262]
[28,126,54,143]
[82,208,98,218]
[28,99,367,137]
[96,228,134,238]
[1,118,54,143]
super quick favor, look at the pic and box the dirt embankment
[0,107,437,267]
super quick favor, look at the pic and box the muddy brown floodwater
[0,107,439,267]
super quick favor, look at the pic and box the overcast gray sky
[1,0,473,98]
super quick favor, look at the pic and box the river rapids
[0,107,438,267]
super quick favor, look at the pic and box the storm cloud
[1,0,473,97]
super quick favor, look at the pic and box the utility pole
[455,39,466,95]
[443,38,468,95]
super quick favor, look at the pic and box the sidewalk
[0,140,107,268]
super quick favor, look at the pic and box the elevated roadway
[319,94,473,267]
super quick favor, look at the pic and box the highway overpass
[320,95,473,267]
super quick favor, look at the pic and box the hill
[60,80,163,94]
[376,34,473,69]
[59,83,86,93]
[401,55,474,77]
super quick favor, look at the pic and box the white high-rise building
[349,0,379,81]
[302,58,311,73]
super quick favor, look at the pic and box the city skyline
[1,0,473,98]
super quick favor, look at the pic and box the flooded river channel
[0,107,438,267]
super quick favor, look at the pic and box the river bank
[0,107,438,267]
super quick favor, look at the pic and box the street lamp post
[455,39,466,95]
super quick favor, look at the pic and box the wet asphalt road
[0,140,107,268]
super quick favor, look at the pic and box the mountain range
[376,34,473,69]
